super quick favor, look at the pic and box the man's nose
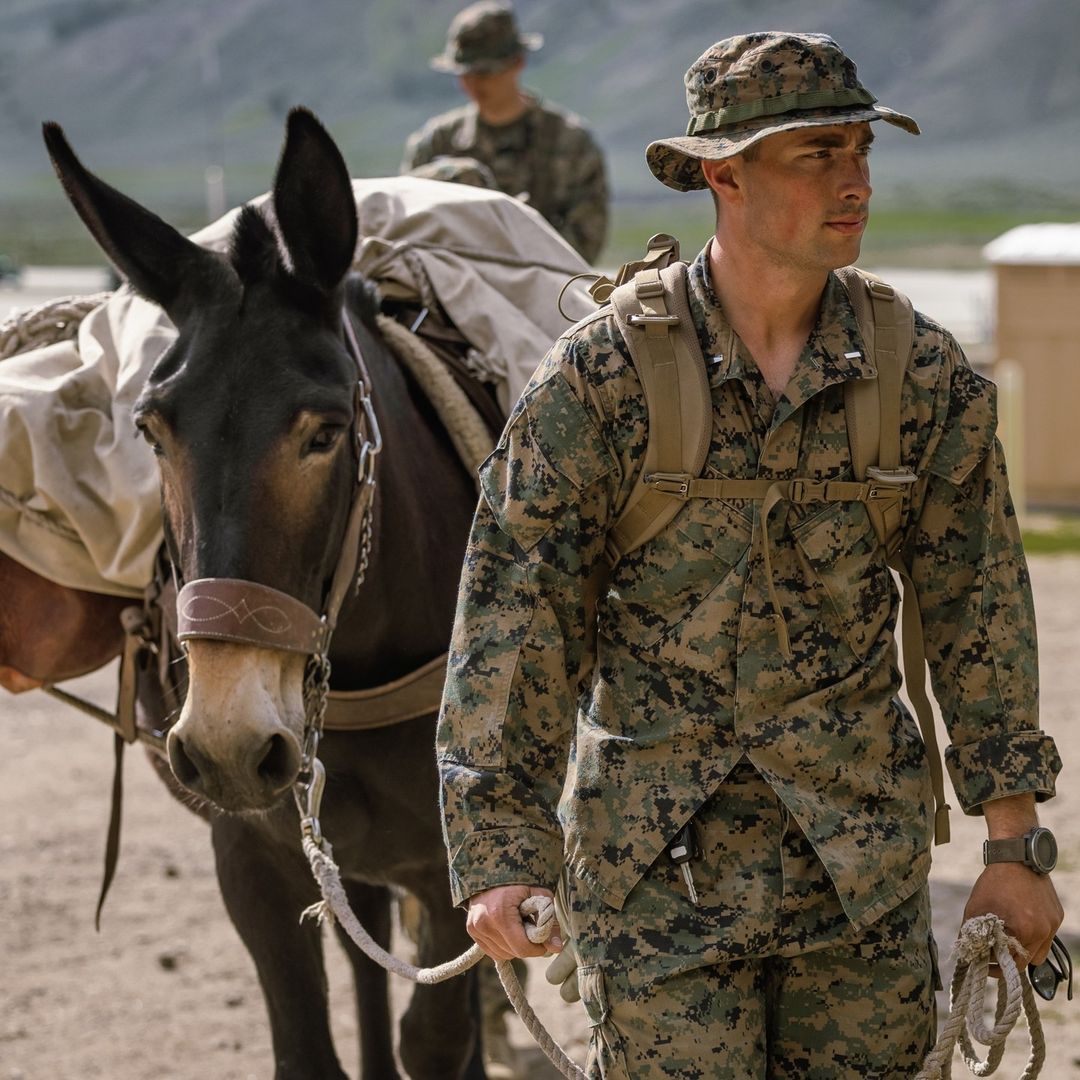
[840,156,872,202]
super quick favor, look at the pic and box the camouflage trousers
[567,760,939,1078]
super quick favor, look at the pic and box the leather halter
[176,311,381,658]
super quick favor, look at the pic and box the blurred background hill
[2,0,1079,267]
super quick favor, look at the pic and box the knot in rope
[520,894,559,945]
[916,914,1045,1080]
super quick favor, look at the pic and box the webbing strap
[636,269,682,471]
[607,260,711,560]
[867,280,902,472]
[892,557,952,845]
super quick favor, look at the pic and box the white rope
[0,292,110,361]
[916,915,1045,1080]
[301,836,586,1079]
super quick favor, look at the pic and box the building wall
[994,263,1080,509]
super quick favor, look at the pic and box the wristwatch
[983,826,1057,874]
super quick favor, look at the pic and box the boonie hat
[647,32,920,192]
[430,2,543,76]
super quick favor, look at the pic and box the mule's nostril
[256,732,299,791]
[168,733,203,790]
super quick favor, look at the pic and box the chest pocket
[600,490,753,650]
[791,498,894,660]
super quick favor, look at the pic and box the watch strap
[983,836,1028,865]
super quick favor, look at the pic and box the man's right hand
[466,884,563,960]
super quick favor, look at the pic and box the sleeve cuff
[945,730,1062,813]
[447,826,564,908]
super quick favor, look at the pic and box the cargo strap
[607,250,949,845]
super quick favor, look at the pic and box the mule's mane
[228,205,380,329]
[230,206,282,287]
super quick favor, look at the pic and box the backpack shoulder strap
[607,259,711,563]
[836,266,917,554]
[837,267,950,845]
[836,266,915,482]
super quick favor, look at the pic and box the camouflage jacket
[437,245,1061,929]
[401,94,608,263]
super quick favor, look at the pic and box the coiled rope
[917,914,1045,1079]
[0,292,110,361]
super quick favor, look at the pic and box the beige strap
[837,270,948,844]
[608,260,711,561]
[322,652,449,731]
[892,554,951,844]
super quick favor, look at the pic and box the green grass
[1021,518,1080,556]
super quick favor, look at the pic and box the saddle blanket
[0,177,593,597]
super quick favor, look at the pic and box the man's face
[726,122,874,273]
[458,56,523,109]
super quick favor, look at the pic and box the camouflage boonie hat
[647,32,919,192]
[408,156,498,189]
[430,2,543,75]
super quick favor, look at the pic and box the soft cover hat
[430,2,543,75]
[647,32,919,192]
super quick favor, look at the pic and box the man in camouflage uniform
[401,1,609,264]
[438,32,1064,1078]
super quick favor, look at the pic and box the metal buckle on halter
[645,472,692,499]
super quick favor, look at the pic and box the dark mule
[43,110,485,1079]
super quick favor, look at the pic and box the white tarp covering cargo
[0,177,593,597]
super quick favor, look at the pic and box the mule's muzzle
[167,723,302,812]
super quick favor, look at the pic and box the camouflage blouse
[437,245,1060,929]
[401,95,608,264]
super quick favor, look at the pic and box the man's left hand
[963,863,1064,968]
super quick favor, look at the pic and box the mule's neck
[328,305,478,689]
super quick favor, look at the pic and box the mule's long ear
[42,122,223,321]
[272,108,358,295]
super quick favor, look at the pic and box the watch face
[1032,829,1058,872]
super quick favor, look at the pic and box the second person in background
[402,1,609,264]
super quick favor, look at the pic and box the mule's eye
[305,424,344,455]
[135,420,164,457]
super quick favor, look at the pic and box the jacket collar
[686,245,877,424]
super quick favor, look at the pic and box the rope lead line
[300,835,587,1079]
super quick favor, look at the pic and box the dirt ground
[1,557,1078,1080]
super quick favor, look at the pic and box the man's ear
[701,158,741,206]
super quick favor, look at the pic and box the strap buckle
[627,313,680,327]
[866,466,917,487]
[866,279,896,301]
[645,472,692,499]
[788,479,826,503]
